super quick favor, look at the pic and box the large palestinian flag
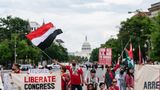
[26,22,62,50]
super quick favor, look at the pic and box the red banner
[99,48,112,65]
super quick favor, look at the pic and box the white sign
[134,65,160,90]
[3,71,61,90]
[28,69,50,74]
[0,73,3,90]
[99,48,112,65]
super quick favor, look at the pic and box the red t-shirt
[61,73,70,90]
[66,66,83,85]
[109,86,119,90]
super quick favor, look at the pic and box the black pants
[71,85,82,90]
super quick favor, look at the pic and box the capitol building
[74,36,92,59]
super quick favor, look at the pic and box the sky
[0,0,159,52]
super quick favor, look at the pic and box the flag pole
[120,38,131,57]
[32,45,53,61]
[40,50,53,60]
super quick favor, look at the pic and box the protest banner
[0,73,3,90]
[3,71,61,90]
[134,65,160,90]
[28,69,50,74]
[99,48,112,66]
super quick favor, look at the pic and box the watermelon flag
[125,43,134,68]
[125,43,133,60]
[26,22,62,50]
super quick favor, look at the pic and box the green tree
[0,16,29,40]
[43,43,68,63]
[150,13,160,61]
[118,15,154,62]
[0,40,12,65]
[90,48,99,62]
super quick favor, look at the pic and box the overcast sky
[0,0,159,52]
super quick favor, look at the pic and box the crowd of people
[5,56,156,90]
[52,56,136,90]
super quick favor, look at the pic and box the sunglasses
[113,81,117,83]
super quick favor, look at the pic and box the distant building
[29,21,40,31]
[148,2,160,17]
[131,2,160,18]
[73,36,92,59]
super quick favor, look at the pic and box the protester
[101,65,104,70]
[104,57,120,89]
[53,59,84,90]
[87,83,94,90]
[12,63,21,74]
[86,69,99,90]
[108,79,119,90]
[125,68,134,90]
[61,66,70,90]
[99,82,106,90]
[115,67,126,90]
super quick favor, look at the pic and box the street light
[14,35,17,63]
[144,39,151,57]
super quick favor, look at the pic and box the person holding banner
[53,59,84,90]
[61,66,70,90]
[12,63,21,74]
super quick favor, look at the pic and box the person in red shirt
[109,79,119,90]
[125,68,134,90]
[12,63,21,74]
[53,59,84,90]
[61,66,70,90]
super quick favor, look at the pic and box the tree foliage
[0,16,69,65]
[90,13,159,63]
[150,13,160,61]
[90,48,99,62]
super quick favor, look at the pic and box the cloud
[104,0,144,5]
[0,0,158,52]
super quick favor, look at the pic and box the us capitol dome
[74,36,92,59]
[81,36,91,53]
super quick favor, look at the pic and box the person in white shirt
[115,67,126,90]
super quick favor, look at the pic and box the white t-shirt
[115,73,126,90]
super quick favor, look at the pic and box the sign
[0,73,3,90]
[134,65,160,90]
[28,69,50,74]
[99,48,112,65]
[3,71,61,90]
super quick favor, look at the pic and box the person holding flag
[53,59,84,90]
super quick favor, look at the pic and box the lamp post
[144,39,151,58]
[14,35,17,63]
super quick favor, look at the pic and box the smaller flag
[26,22,62,50]
[125,43,133,60]
[124,43,134,68]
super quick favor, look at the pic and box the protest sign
[3,71,61,90]
[135,65,160,90]
[99,48,112,65]
[28,69,50,74]
[0,73,3,90]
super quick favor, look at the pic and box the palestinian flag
[125,43,134,68]
[26,22,62,50]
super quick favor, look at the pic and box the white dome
[82,41,91,50]
[81,36,91,52]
